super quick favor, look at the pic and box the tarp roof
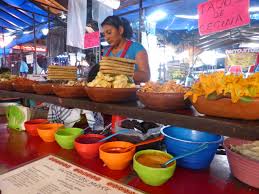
[0,0,66,32]
[0,0,66,52]
[115,0,259,31]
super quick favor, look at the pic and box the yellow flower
[186,72,259,103]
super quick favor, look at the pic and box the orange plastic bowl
[24,119,48,136]
[99,141,136,170]
[37,123,64,142]
[75,134,106,159]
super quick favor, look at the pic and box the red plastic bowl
[24,119,49,136]
[75,134,105,159]
[223,138,259,188]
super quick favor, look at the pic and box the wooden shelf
[0,90,259,140]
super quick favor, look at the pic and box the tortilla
[102,56,136,64]
[100,69,134,76]
[100,64,134,71]
[100,59,135,66]
[48,66,77,70]
[99,66,134,74]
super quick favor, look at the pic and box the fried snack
[160,81,187,93]
[185,72,259,103]
[64,80,88,86]
[140,81,187,93]
[231,141,259,161]
[87,72,135,88]
[13,77,37,84]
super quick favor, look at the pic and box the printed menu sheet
[0,155,143,194]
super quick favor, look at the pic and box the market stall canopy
[115,0,259,31]
[115,0,259,53]
[0,0,66,50]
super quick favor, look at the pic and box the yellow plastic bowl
[37,123,64,142]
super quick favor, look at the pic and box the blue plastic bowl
[161,126,223,170]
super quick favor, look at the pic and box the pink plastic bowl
[223,138,259,188]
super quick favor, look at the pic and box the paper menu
[0,155,143,194]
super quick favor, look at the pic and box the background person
[19,57,29,77]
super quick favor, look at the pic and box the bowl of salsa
[133,149,176,186]
[75,134,106,159]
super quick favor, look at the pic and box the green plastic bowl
[55,127,83,149]
[133,149,176,186]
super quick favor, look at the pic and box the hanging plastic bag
[67,0,87,49]
[6,105,31,131]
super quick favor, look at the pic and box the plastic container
[111,115,126,133]
[24,119,48,136]
[55,128,83,149]
[75,134,105,159]
[99,141,136,170]
[223,138,259,189]
[161,126,223,169]
[37,123,64,142]
[115,119,162,143]
[133,150,176,186]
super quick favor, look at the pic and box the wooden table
[0,117,258,194]
[0,90,259,140]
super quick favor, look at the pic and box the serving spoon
[160,143,208,168]
[97,129,131,143]
[104,135,164,153]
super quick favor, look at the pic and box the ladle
[104,135,164,153]
[97,129,130,143]
[160,143,208,168]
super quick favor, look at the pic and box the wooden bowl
[137,91,187,111]
[192,96,259,120]
[86,87,137,103]
[12,82,36,93]
[52,85,87,98]
[0,81,14,91]
[33,83,54,95]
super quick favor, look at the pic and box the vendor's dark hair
[101,16,133,39]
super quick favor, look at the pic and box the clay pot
[52,85,87,98]
[137,91,188,111]
[86,87,137,103]
[33,83,54,95]
[192,96,259,120]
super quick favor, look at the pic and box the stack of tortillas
[100,56,135,76]
[47,65,77,80]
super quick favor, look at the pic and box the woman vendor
[101,16,150,84]
[46,16,150,131]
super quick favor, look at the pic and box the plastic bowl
[99,141,136,170]
[37,123,64,142]
[133,150,176,186]
[75,134,105,159]
[223,138,259,188]
[24,119,48,136]
[55,127,83,149]
[161,126,223,169]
